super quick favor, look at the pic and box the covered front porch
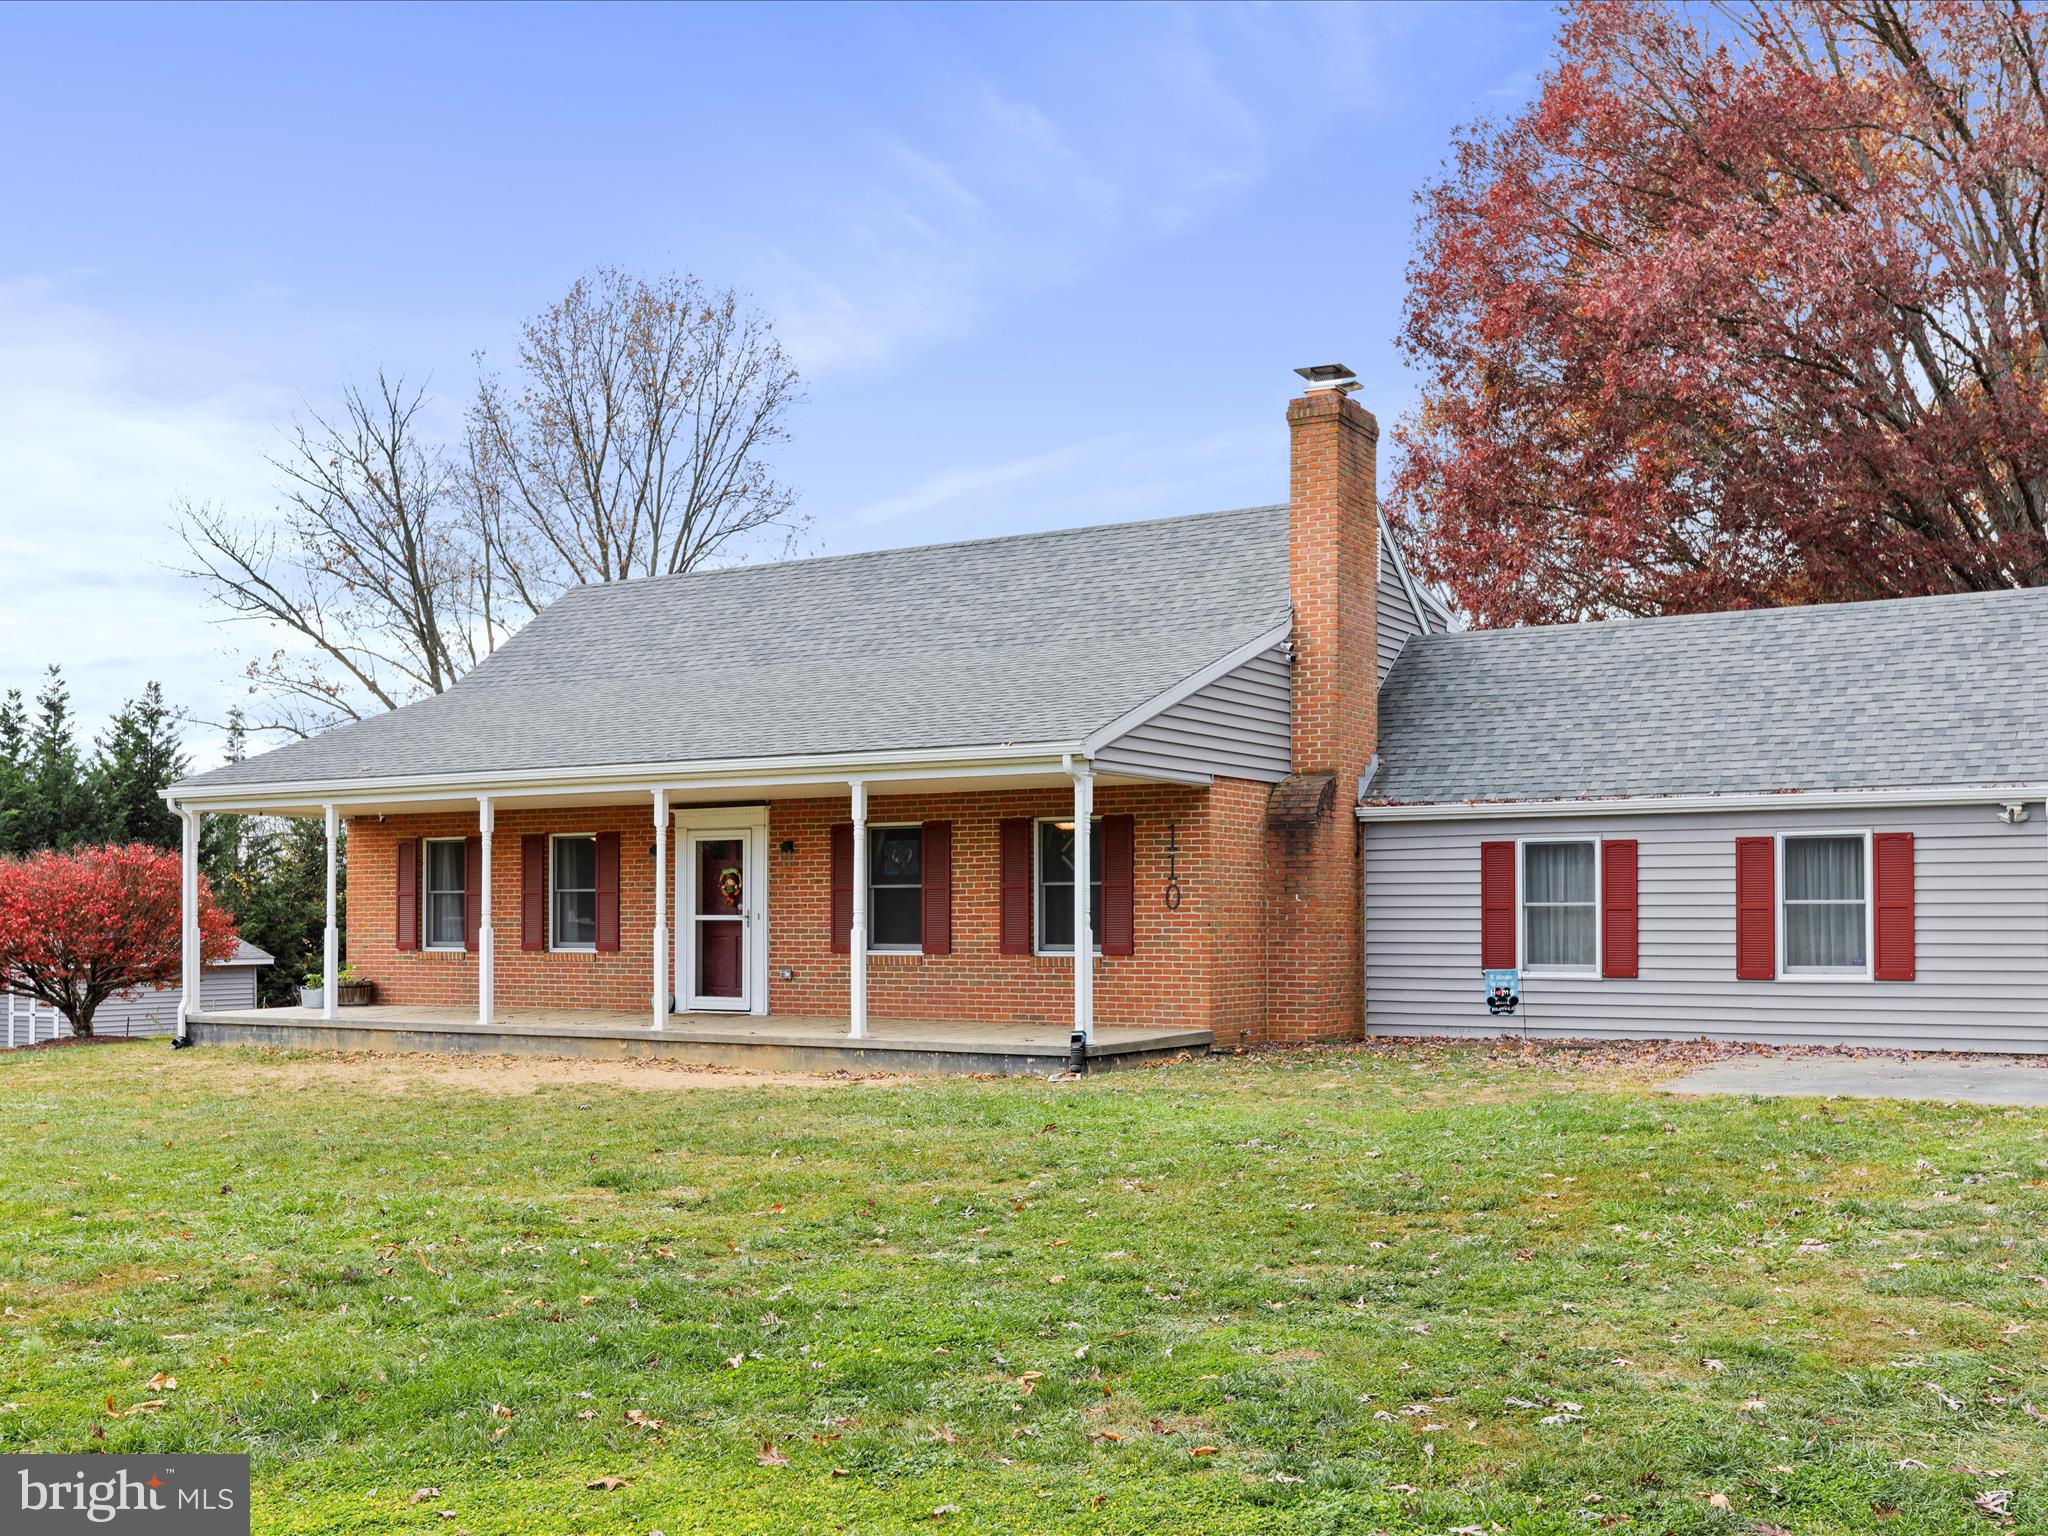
[168,744,1237,1072]
[185,1002,1212,1076]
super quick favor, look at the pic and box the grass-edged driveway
[1,1040,2042,1534]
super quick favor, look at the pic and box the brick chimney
[1266,367,1378,1043]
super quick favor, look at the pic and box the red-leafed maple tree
[1393,0,2048,627]
[0,843,239,1038]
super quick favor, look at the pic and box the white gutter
[160,740,1089,812]
[1356,783,2048,822]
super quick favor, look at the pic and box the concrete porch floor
[186,1004,1213,1076]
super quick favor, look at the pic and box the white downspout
[321,803,339,1021]
[1072,764,1094,1042]
[476,795,494,1028]
[849,779,868,1040]
[652,786,669,1030]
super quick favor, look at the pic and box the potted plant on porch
[300,964,375,1011]
[335,965,375,1007]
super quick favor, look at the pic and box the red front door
[694,836,746,1004]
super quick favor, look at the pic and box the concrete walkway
[1659,1055,2048,1108]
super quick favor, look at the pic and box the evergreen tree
[91,681,187,850]
[0,689,26,855]
[199,707,249,877]
[21,667,95,851]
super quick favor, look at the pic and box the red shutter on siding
[1600,839,1638,978]
[1101,814,1136,956]
[1479,841,1515,970]
[594,831,621,953]
[1735,836,1775,980]
[829,823,853,954]
[998,818,1033,956]
[464,835,483,953]
[395,838,420,951]
[1873,831,1915,981]
[921,821,952,956]
[520,835,547,951]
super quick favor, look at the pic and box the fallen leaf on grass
[625,1409,665,1431]
[585,1476,630,1491]
[490,1403,512,1420]
[1975,1489,2014,1519]
[103,1398,166,1418]
[1188,1445,1219,1457]
[1706,1492,1732,1510]
[409,1488,441,1504]
[144,1373,177,1392]
[931,1507,960,1520]
[576,1409,596,1421]
[757,1444,788,1467]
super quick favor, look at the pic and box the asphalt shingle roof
[178,505,1291,791]
[1372,585,2048,805]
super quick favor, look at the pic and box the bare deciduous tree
[176,270,804,736]
[467,268,805,592]
[175,373,526,737]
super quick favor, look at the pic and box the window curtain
[1784,836,1865,968]
[1525,842,1595,968]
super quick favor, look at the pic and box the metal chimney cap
[1294,363,1357,386]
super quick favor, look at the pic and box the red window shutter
[829,823,853,954]
[1479,841,1515,970]
[921,821,952,956]
[1101,814,1136,956]
[395,837,420,951]
[520,836,547,950]
[1873,832,1915,981]
[463,835,483,953]
[999,818,1033,955]
[1600,839,1638,979]
[1735,836,1775,980]
[594,831,621,952]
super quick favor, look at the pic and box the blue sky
[0,1,1556,765]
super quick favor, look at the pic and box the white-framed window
[868,825,922,952]
[1520,838,1598,976]
[1035,816,1102,955]
[1779,831,1871,979]
[551,833,598,951]
[423,837,467,950]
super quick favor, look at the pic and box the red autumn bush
[0,843,239,1037]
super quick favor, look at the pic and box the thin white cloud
[0,282,283,765]
[748,8,1291,378]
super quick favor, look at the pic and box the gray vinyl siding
[1095,644,1293,784]
[1363,802,2048,1053]
[1378,559,1428,682]
[4,966,261,1044]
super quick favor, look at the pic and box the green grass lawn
[1,1040,2044,1534]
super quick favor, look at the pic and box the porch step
[186,1010,1212,1077]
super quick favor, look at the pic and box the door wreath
[717,866,744,908]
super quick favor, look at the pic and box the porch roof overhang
[160,740,1210,818]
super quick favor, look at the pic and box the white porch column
[848,780,868,1040]
[1072,766,1095,1042]
[178,807,199,1040]
[651,787,669,1031]
[321,803,339,1021]
[477,795,495,1028]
